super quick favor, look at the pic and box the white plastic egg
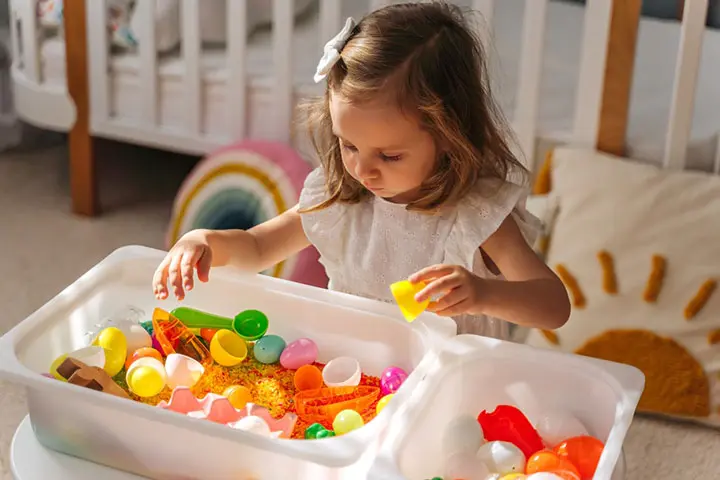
[233,416,272,437]
[116,322,152,356]
[442,414,485,457]
[165,353,205,390]
[476,441,526,475]
[67,346,106,369]
[535,411,589,447]
[443,451,490,480]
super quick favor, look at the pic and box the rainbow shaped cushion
[167,140,328,289]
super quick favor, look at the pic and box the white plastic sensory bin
[368,334,644,480]
[0,246,645,479]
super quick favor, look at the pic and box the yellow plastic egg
[49,354,68,381]
[332,409,364,435]
[94,327,127,377]
[128,365,165,397]
[390,280,429,322]
[376,394,394,415]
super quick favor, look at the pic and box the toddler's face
[329,91,437,204]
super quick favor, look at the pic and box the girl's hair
[300,1,527,213]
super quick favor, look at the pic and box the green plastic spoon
[170,307,269,341]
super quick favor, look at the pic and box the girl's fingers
[180,249,203,292]
[427,287,466,313]
[196,250,212,283]
[415,274,461,303]
[168,254,186,300]
[433,298,474,317]
[409,264,455,284]
[153,256,172,299]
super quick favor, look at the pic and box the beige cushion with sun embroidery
[524,147,720,426]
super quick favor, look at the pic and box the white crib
[7,0,720,216]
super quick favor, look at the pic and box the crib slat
[182,0,201,135]
[18,0,40,82]
[9,3,21,69]
[572,0,614,149]
[513,0,548,168]
[273,0,294,142]
[664,0,708,170]
[86,0,110,123]
[137,0,158,126]
[320,0,343,44]
[227,0,247,139]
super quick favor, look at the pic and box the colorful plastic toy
[223,385,253,410]
[390,279,429,322]
[165,353,205,389]
[280,338,318,369]
[375,393,394,415]
[151,308,211,365]
[322,356,361,387]
[477,440,527,476]
[125,346,163,370]
[126,357,167,397]
[332,409,364,435]
[478,405,545,459]
[210,329,248,366]
[380,366,408,395]
[294,386,380,426]
[92,327,127,376]
[294,364,323,391]
[304,423,335,439]
[525,450,580,477]
[171,306,269,341]
[253,334,286,364]
[553,435,604,479]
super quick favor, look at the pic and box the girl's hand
[409,264,484,317]
[153,230,213,301]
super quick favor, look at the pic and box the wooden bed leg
[63,0,99,216]
[597,0,642,156]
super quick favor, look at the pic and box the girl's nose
[355,155,379,181]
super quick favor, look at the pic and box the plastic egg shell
[253,335,286,364]
[380,366,408,395]
[526,474,570,480]
[165,353,205,389]
[444,451,490,480]
[279,338,318,369]
[535,411,589,447]
[442,414,485,457]
[477,441,526,475]
[94,327,127,377]
[67,346,106,369]
[233,415,273,437]
[117,322,152,356]
[126,357,167,396]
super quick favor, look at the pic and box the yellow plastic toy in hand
[390,280,429,322]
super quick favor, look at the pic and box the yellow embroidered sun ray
[643,255,666,303]
[555,264,586,308]
[684,279,717,320]
[597,250,617,294]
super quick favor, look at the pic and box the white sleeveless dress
[298,168,542,340]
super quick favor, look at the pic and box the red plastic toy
[477,404,544,459]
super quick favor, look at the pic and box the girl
[152,2,570,339]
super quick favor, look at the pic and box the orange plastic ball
[125,347,163,370]
[553,435,604,479]
[294,364,323,391]
[526,450,580,476]
[223,385,253,410]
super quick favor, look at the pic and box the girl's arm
[477,215,570,329]
[206,204,311,273]
[411,216,570,330]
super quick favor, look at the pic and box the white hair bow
[314,17,357,83]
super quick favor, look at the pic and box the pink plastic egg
[280,338,318,370]
[380,366,408,395]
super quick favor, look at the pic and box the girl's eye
[381,153,402,162]
[340,143,357,152]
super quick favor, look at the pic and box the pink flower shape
[157,386,297,438]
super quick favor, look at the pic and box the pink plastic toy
[380,366,408,396]
[157,386,297,438]
[280,338,318,369]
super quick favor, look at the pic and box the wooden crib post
[596,0,642,156]
[63,0,99,216]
